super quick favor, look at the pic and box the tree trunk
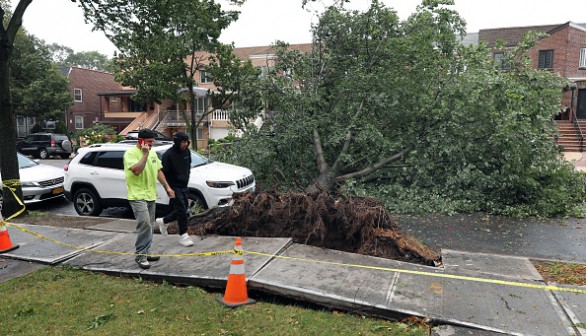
[305,169,337,194]
[187,82,198,151]
[0,37,24,218]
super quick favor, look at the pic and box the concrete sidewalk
[1,221,585,336]
[564,152,586,172]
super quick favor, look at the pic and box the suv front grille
[236,174,254,189]
[38,176,64,187]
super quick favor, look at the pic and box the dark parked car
[124,130,171,141]
[17,133,73,159]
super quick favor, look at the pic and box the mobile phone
[138,138,144,146]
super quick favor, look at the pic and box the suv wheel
[187,193,207,218]
[73,188,103,216]
[38,148,49,159]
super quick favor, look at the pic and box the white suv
[63,142,255,216]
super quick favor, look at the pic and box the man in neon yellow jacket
[124,129,175,269]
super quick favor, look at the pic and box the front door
[577,89,586,119]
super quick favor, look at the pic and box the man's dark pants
[163,187,189,235]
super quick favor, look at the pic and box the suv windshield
[154,148,209,167]
[190,151,209,167]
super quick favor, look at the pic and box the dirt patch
[186,191,440,266]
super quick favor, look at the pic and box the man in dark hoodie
[155,132,194,246]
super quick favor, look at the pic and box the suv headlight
[206,181,235,188]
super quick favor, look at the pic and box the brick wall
[66,67,121,132]
[565,27,586,78]
[530,26,569,76]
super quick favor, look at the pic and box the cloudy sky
[11,0,586,57]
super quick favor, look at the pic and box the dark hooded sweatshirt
[161,133,192,188]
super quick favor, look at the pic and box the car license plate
[53,187,64,195]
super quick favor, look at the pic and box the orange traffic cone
[0,211,19,253]
[216,237,255,307]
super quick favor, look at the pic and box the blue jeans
[163,187,189,235]
[129,200,156,260]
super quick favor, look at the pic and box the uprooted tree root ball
[185,191,440,266]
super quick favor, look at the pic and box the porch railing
[572,109,584,152]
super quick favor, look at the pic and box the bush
[74,124,123,147]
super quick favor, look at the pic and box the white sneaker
[155,218,167,236]
[179,233,194,247]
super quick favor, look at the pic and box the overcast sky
[10,0,586,57]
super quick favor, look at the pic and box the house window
[538,50,554,69]
[200,71,212,84]
[580,48,586,69]
[75,116,84,129]
[493,52,511,70]
[197,127,203,140]
[111,97,119,103]
[74,88,83,102]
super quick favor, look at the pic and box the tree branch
[335,144,414,182]
[330,97,365,172]
[312,128,328,173]
[6,0,32,42]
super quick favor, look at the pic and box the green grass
[0,266,428,336]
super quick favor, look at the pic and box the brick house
[61,67,121,133]
[479,22,586,120]
[59,45,314,148]
[62,65,230,149]
[152,43,313,148]
[62,66,172,137]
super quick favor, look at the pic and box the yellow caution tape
[245,250,586,295]
[5,223,242,258]
[1,179,26,221]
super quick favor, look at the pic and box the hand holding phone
[138,138,149,154]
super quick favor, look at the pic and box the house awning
[97,90,138,96]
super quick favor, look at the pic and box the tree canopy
[10,33,71,120]
[213,0,586,217]
[47,44,112,71]
[77,0,252,149]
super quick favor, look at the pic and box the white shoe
[179,233,194,247]
[155,218,167,236]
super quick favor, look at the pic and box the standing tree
[77,0,249,150]
[48,43,112,71]
[11,33,71,124]
[0,0,32,217]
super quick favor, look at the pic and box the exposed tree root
[184,191,440,266]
